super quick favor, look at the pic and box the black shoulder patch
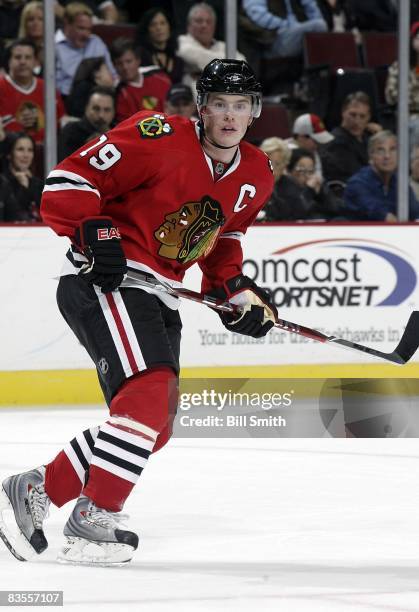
[137,114,174,139]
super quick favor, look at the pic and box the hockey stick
[126,269,419,365]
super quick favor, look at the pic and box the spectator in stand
[410,145,419,200]
[258,136,301,221]
[55,2,116,97]
[135,8,185,85]
[18,1,44,75]
[58,85,115,160]
[177,3,246,95]
[1,132,43,222]
[321,91,382,184]
[345,0,397,32]
[241,0,327,59]
[287,113,334,178]
[164,83,197,119]
[111,38,171,123]
[316,0,357,33]
[386,22,419,151]
[286,148,343,220]
[55,0,120,24]
[0,39,65,143]
[66,56,114,117]
[343,131,419,222]
[0,174,18,221]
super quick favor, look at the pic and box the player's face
[9,45,36,81]
[370,138,397,174]
[148,12,171,46]
[114,50,140,83]
[341,101,370,137]
[188,7,215,47]
[202,94,253,147]
[10,136,34,171]
[65,15,93,48]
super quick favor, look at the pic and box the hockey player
[0,59,277,565]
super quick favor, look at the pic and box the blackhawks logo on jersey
[137,114,173,139]
[154,196,225,264]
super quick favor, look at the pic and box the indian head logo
[154,195,225,264]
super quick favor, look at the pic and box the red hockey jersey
[41,111,274,300]
[115,68,171,123]
[0,75,65,143]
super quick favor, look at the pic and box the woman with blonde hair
[18,1,43,75]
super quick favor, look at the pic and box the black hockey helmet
[196,58,262,118]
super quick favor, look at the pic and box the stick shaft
[125,270,418,365]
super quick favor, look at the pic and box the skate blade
[57,536,134,566]
[0,488,35,562]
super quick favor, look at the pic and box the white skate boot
[0,466,50,561]
[57,496,138,566]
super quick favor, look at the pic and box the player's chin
[217,129,243,146]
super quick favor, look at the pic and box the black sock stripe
[92,447,144,475]
[84,428,96,452]
[98,430,151,460]
[70,438,89,471]
[45,176,96,190]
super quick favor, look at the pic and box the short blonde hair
[259,137,291,165]
[64,2,93,24]
[18,1,43,38]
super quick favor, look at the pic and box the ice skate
[0,466,50,561]
[57,496,138,566]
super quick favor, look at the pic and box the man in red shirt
[0,38,65,143]
[111,38,171,123]
[0,59,276,566]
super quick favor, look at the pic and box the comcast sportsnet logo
[243,238,417,308]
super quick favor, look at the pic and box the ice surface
[1,406,419,612]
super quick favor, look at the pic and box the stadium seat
[362,32,398,105]
[304,32,361,71]
[33,143,44,180]
[362,32,397,69]
[92,23,136,47]
[245,103,291,144]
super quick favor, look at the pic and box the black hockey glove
[75,217,127,293]
[208,274,278,338]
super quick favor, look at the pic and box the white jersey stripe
[90,455,139,484]
[108,416,158,441]
[94,288,133,377]
[63,444,85,484]
[75,431,94,462]
[111,291,147,373]
[102,422,155,450]
[43,183,100,197]
[94,438,149,469]
[220,232,244,241]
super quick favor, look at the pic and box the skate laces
[87,504,130,529]
[29,485,50,530]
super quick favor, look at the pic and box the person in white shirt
[177,2,246,97]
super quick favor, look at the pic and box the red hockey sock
[83,367,177,511]
[44,426,100,507]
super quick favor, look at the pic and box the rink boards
[1,224,418,404]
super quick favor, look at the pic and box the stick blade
[392,311,419,364]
